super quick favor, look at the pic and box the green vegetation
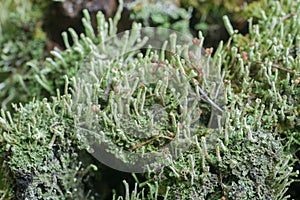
[0,0,299,199]
[0,0,51,110]
[126,0,192,34]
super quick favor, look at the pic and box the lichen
[0,0,300,199]
[0,91,99,199]
[125,0,192,34]
[0,0,50,110]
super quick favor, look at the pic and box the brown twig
[130,135,173,150]
[255,61,296,73]
[282,13,295,21]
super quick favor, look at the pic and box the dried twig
[198,87,224,113]
[255,61,296,73]
[282,13,295,21]
[130,135,173,150]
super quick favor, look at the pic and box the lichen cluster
[0,94,98,199]
[0,0,50,110]
[0,0,299,199]
[125,0,192,34]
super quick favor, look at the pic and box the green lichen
[141,127,293,199]
[222,0,300,165]
[0,0,51,110]
[125,0,192,34]
[0,0,300,199]
[0,91,99,199]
